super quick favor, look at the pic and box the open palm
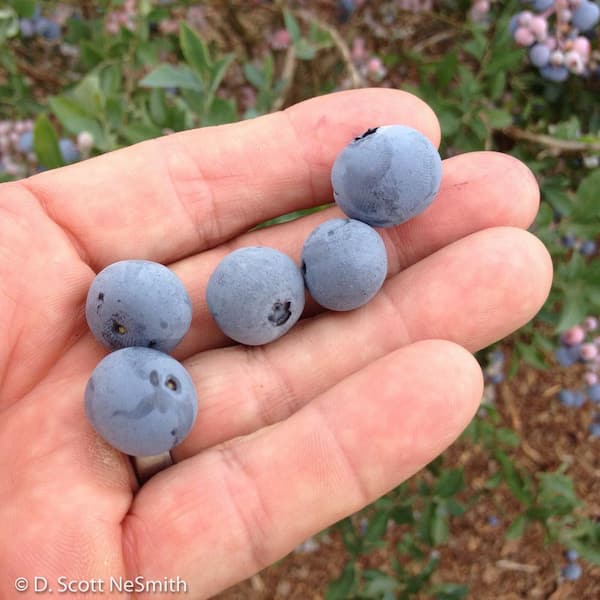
[0,89,552,599]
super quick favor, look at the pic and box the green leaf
[485,109,513,129]
[243,63,265,89]
[431,583,469,600]
[555,290,588,333]
[295,37,317,60]
[573,170,600,223]
[179,22,211,80]
[48,97,105,146]
[434,469,464,498]
[283,9,302,44]
[120,122,163,146]
[325,563,356,600]
[0,7,19,41]
[33,115,64,170]
[206,53,235,105]
[514,341,548,371]
[363,510,389,545]
[149,89,167,126]
[432,502,450,545]
[506,514,529,539]
[204,97,237,127]
[72,74,105,116]
[140,64,203,92]
[12,0,37,18]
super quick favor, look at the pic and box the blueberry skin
[17,131,34,154]
[86,260,192,353]
[555,344,581,367]
[331,125,443,228]
[206,247,305,345]
[540,66,570,82]
[580,240,597,256]
[561,562,582,581]
[85,347,198,456]
[532,0,554,10]
[565,549,579,562]
[572,1,600,32]
[557,389,585,407]
[588,384,600,403]
[59,138,80,163]
[529,44,550,68]
[301,218,387,311]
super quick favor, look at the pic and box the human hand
[0,89,552,599]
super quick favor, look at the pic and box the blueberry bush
[1,1,599,597]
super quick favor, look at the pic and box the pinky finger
[122,339,483,599]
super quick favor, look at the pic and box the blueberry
[86,260,192,353]
[565,549,579,562]
[331,125,443,228]
[337,0,355,23]
[580,240,597,256]
[206,247,305,345]
[540,65,570,82]
[557,389,585,407]
[588,384,600,403]
[301,218,387,311]
[589,422,600,437]
[85,347,197,456]
[59,138,80,163]
[572,1,600,31]
[486,372,504,385]
[532,0,554,10]
[529,44,551,68]
[487,515,500,527]
[41,20,60,40]
[19,18,35,38]
[17,131,33,154]
[561,562,582,581]
[561,233,577,249]
[555,345,582,367]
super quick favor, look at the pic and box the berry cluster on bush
[509,0,600,81]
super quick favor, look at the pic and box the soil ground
[216,345,600,599]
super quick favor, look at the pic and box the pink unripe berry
[515,27,535,46]
[573,36,591,57]
[352,37,366,62]
[518,11,534,26]
[584,317,599,331]
[9,131,19,144]
[77,131,94,152]
[580,343,599,360]
[565,50,585,73]
[545,37,558,50]
[584,372,598,385]
[562,325,585,345]
[558,9,573,22]
[367,57,384,74]
[474,0,490,13]
[530,16,548,40]
[551,50,565,65]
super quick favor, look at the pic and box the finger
[122,340,483,599]
[20,88,439,269]
[170,150,539,357]
[174,226,551,456]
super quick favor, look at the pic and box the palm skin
[0,89,552,599]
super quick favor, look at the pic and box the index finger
[20,88,440,269]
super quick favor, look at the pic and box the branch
[272,44,297,112]
[503,125,600,153]
[295,9,364,89]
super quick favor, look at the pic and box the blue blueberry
[580,240,597,256]
[486,372,504,385]
[331,125,443,228]
[555,345,581,367]
[532,0,554,10]
[557,389,585,408]
[565,549,579,562]
[17,131,33,154]
[540,66,570,82]
[561,233,577,249]
[206,247,305,345]
[59,138,80,163]
[489,350,505,364]
[572,1,600,31]
[588,384,600,403]
[301,218,387,311]
[487,515,500,527]
[561,562,582,581]
[40,20,60,40]
[509,14,520,36]
[86,260,192,353]
[529,44,551,68]
[85,347,197,456]
[19,18,35,38]
[337,0,355,23]
[589,422,600,437]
